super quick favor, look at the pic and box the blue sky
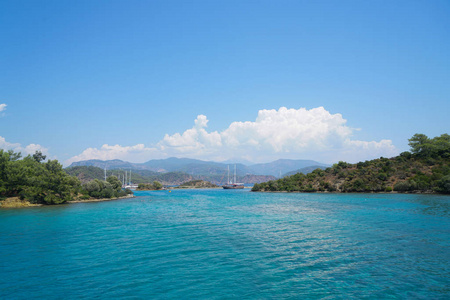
[1,0,449,166]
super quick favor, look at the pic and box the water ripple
[0,191,449,299]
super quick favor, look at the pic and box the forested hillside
[252,134,450,194]
[65,165,275,185]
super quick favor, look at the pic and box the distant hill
[282,165,328,177]
[249,159,329,177]
[69,159,138,170]
[68,157,329,178]
[65,165,276,185]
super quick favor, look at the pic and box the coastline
[251,190,443,194]
[0,197,42,208]
[0,194,136,209]
[68,194,136,203]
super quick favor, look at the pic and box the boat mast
[227,165,230,184]
[234,164,236,184]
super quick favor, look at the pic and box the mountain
[68,157,329,178]
[69,159,138,170]
[248,159,329,177]
[282,165,328,177]
[140,157,248,175]
[65,165,276,185]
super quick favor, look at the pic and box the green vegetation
[65,166,194,185]
[0,149,133,206]
[0,150,81,204]
[178,180,218,188]
[252,134,450,194]
[137,181,164,190]
[80,176,132,199]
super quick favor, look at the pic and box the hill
[68,157,329,178]
[249,159,329,177]
[65,166,193,185]
[65,165,275,185]
[69,159,138,170]
[282,165,328,177]
[252,134,450,194]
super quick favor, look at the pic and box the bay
[0,190,449,299]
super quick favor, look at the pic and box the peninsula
[252,134,450,194]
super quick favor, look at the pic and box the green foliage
[137,181,163,190]
[436,175,450,194]
[153,181,163,190]
[81,177,126,199]
[252,133,449,194]
[107,175,122,190]
[0,150,81,204]
[394,181,415,192]
[32,151,46,163]
[409,133,450,158]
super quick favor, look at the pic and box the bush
[378,172,388,181]
[394,181,414,192]
[436,175,450,194]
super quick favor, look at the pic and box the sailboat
[222,164,244,189]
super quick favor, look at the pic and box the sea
[0,189,449,299]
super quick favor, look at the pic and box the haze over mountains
[68,157,329,178]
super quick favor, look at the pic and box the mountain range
[68,157,329,178]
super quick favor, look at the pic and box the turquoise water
[1,190,449,299]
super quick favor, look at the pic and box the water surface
[1,190,449,299]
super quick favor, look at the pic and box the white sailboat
[222,164,244,189]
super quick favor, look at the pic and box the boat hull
[222,184,244,189]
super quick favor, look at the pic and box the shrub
[394,181,413,192]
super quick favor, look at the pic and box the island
[177,180,218,189]
[0,150,133,207]
[252,133,450,194]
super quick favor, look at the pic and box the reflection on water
[0,190,449,299]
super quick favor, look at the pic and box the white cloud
[0,104,6,117]
[0,136,49,156]
[65,144,161,166]
[66,106,399,165]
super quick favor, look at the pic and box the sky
[1,0,449,166]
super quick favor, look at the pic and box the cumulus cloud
[0,104,6,112]
[65,144,161,166]
[66,107,399,165]
[158,107,398,163]
[0,136,49,156]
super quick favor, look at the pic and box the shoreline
[1,194,136,209]
[0,197,43,208]
[251,190,444,194]
[136,187,222,191]
[68,194,136,203]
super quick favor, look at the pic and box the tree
[32,151,46,163]
[436,175,450,194]
[409,134,430,156]
[107,175,122,191]
[153,181,163,190]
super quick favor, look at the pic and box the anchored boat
[222,165,244,189]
